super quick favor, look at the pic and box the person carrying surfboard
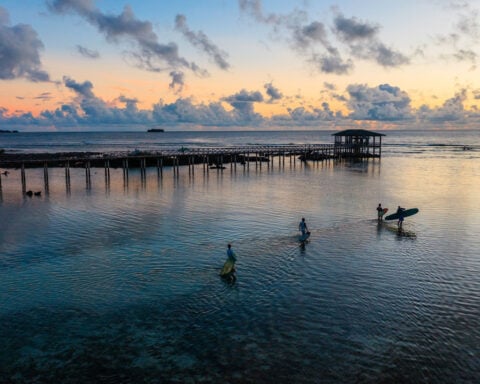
[299,217,308,236]
[377,203,385,221]
[220,244,237,279]
[396,206,406,229]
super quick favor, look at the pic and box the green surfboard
[385,208,419,221]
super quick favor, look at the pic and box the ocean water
[0,130,479,383]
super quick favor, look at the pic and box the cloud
[324,82,336,91]
[47,0,205,74]
[473,89,480,99]
[34,92,53,100]
[238,0,282,25]
[434,3,480,68]
[292,21,329,50]
[333,14,379,41]
[64,76,95,98]
[286,102,336,122]
[238,1,409,74]
[417,89,467,123]
[1,76,265,127]
[169,70,185,93]
[223,89,264,120]
[174,14,230,70]
[60,76,151,124]
[311,50,353,74]
[0,6,50,82]
[152,98,237,126]
[346,83,413,121]
[76,45,100,59]
[333,13,409,68]
[264,82,283,102]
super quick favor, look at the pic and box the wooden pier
[0,130,385,195]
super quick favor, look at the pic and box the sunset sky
[1,0,480,131]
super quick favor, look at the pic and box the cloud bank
[0,6,50,82]
[1,78,477,130]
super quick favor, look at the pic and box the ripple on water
[1,159,480,382]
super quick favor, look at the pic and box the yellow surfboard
[220,258,235,276]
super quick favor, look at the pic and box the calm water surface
[0,131,479,383]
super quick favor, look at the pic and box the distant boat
[147,128,165,133]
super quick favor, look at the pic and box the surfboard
[220,259,235,276]
[384,208,419,221]
[299,231,311,242]
[378,207,388,218]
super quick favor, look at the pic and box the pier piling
[21,163,26,194]
[43,162,49,193]
[85,161,91,189]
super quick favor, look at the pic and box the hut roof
[332,129,385,137]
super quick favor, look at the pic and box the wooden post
[85,161,91,189]
[173,157,177,177]
[43,162,49,193]
[105,159,110,192]
[65,161,71,192]
[157,157,163,178]
[21,163,26,194]
[123,158,129,184]
[104,159,110,185]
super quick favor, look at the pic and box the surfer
[299,217,308,236]
[396,206,406,230]
[377,203,384,221]
[220,244,237,280]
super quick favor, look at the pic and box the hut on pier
[332,129,385,158]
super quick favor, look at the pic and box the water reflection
[0,155,479,382]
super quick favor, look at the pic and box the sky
[1,0,480,131]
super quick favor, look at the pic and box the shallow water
[1,146,480,382]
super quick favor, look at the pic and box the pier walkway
[0,143,382,194]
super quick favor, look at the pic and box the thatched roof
[332,129,385,137]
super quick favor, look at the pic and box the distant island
[147,128,165,133]
[0,129,19,133]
